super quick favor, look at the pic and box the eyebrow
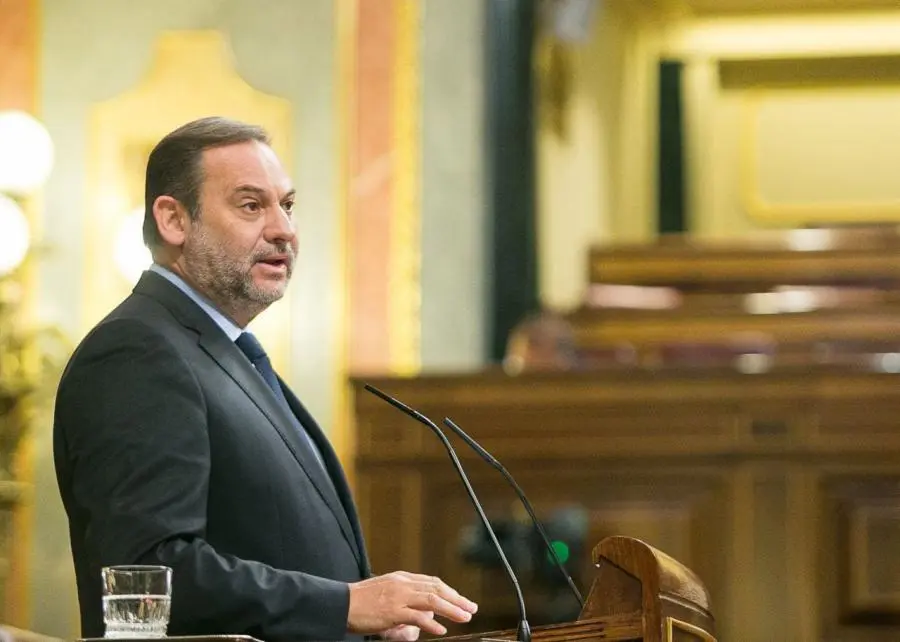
[232,185,296,200]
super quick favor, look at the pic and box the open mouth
[257,256,290,274]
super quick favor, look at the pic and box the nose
[264,204,296,245]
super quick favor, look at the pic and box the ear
[152,195,190,247]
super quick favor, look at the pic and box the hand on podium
[347,571,478,638]
[379,624,426,641]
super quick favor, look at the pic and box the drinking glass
[101,565,172,639]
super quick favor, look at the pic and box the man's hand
[379,624,421,641]
[347,571,478,636]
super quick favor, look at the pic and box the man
[54,117,477,641]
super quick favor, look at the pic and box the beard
[182,218,295,317]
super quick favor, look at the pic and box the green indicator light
[548,540,570,564]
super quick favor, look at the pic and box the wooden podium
[444,535,715,642]
[74,537,714,642]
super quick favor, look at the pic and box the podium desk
[75,537,712,642]
[444,536,714,642]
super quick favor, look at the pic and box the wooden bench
[519,228,900,372]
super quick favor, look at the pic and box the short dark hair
[142,116,271,247]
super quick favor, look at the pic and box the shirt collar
[148,264,243,342]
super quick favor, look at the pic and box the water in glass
[102,565,172,639]
[102,594,171,638]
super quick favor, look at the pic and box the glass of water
[101,565,172,639]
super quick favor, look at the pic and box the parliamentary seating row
[510,227,900,374]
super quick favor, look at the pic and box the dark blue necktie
[235,332,329,474]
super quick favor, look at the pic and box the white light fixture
[114,207,152,284]
[0,194,31,276]
[0,110,55,196]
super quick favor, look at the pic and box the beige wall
[537,4,900,306]
[537,1,662,311]
[676,11,900,239]
[419,0,487,370]
[536,5,615,312]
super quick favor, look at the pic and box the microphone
[442,417,585,610]
[364,384,532,642]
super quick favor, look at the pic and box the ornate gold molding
[739,82,900,225]
[389,0,421,376]
[666,616,717,641]
[333,0,357,472]
[847,503,900,611]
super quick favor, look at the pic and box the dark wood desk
[352,366,900,642]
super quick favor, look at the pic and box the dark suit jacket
[54,271,371,641]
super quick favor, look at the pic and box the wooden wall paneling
[354,404,428,460]
[819,471,900,640]
[724,464,754,642]
[789,467,821,641]
[353,369,900,641]
[356,468,423,574]
[388,458,729,635]
[814,376,900,452]
[751,469,791,640]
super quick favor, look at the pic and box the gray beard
[182,223,293,323]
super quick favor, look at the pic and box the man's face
[181,140,298,322]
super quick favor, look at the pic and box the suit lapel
[196,332,362,566]
[134,272,364,568]
[281,385,368,571]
